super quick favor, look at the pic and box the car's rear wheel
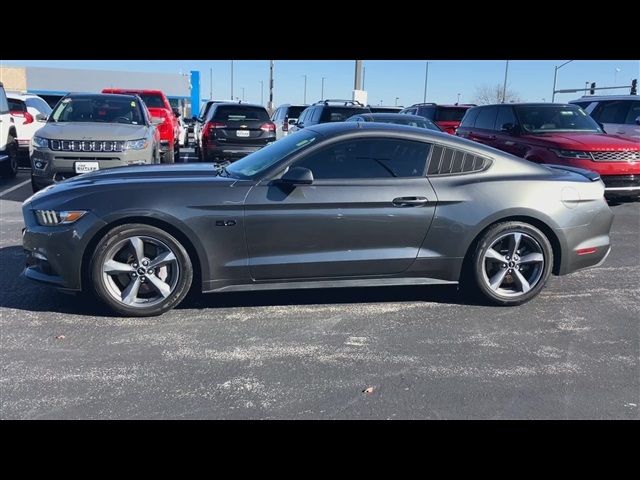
[90,224,193,316]
[0,137,18,178]
[162,149,175,164]
[466,221,553,306]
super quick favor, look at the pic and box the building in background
[0,65,193,115]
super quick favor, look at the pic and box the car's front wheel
[466,221,553,306]
[90,224,193,316]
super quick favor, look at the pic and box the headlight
[35,210,87,226]
[124,139,149,150]
[31,136,49,149]
[550,149,591,159]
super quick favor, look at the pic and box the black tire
[162,148,175,164]
[0,137,18,179]
[174,143,181,162]
[30,173,42,193]
[90,224,193,317]
[463,221,553,306]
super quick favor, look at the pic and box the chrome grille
[590,151,640,162]
[49,140,124,152]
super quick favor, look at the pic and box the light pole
[230,60,234,100]
[457,93,461,104]
[362,68,366,90]
[395,96,399,106]
[303,75,307,104]
[321,77,326,101]
[423,61,429,103]
[501,60,509,103]
[241,87,245,102]
[259,80,264,105]
[551,60,573,102]
[210,67,213,100]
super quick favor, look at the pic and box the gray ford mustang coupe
[21,122,614,317]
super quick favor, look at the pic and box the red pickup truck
[102,88,180,163]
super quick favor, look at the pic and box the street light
[501,60,510,103]
[551,60,574,102]
[456,93,461,104]
[241,87,245,102]
[395,96,399,106]
[321,77,326,101]
[259,80,264,105]
[303,75,307,104]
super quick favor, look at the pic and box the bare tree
[473,84,522,105]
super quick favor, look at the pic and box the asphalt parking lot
[0,154,638,419]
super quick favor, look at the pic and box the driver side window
[292,138,431,179]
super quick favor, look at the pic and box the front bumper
[22,209,107,291]
[30,146,154,187]
[601,175,640,197]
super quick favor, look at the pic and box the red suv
[400,103,475,134]
[102,88,180,163]
[456,103,640,198]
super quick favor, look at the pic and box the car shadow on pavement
[0,244,474,317]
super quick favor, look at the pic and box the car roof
[211,102,266,109]
[65,93,141,101]
[103,88,163,95]
[569,95,639,102]
[278,104,308,108]
[357,113,428,121]
[472,103,574,108]
[6,92,43,100]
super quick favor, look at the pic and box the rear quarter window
[459,108,479,128]
[474,107,498,130]
[8,98,26,112]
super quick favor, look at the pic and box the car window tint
[624,101,640,124]
[8,98,26,112]
[495,106,518,130]
[294,138,431,179]
[287,106,306,119]
[25,97,52,114]
[435,107,467,122]
[459,108,479,128]
[213,106,269,122]
[474,107,498,130]
[319,107,367,123]
[0,87,8,113]
[417,106,436,119]
[593,101,631,124]
[311,107,323,123]
[427,145,489,175]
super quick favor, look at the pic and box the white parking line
[0,179,31,198]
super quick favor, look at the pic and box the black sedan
[22,122,613,316]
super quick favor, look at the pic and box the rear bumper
[204,143,270,160]
[555,201,614,275]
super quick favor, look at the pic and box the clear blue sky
[6,59,639,106]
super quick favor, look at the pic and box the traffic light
[590,82,596,95]
[632,79,638,95]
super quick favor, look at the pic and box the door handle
[392,196,428,207]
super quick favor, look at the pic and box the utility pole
[260,80,264,105]
[362,67,366,90]
[209,68,213,100]
[230,60,234,100]
[501,60,509,103]
[354,60,363,90]
[395,96,399,106]
[268,60,274,113]
[241,87,245,102]
[321,77,326,101]
[303,75,307,104]
[423,61,429,102]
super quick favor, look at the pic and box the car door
[466,106,498,147]
[493,105,527,157]
[243,135,437,280]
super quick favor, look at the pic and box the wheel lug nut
[132,273,137,277]
[142,260,149,266]
[502,263,507,268]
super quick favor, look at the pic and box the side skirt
[207,277,458,293]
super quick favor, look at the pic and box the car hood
[38,122,149,140]
[24,164,236,206]
[523,132,639,151]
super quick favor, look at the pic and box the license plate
[236,130,250,137]
[75,161,100,173]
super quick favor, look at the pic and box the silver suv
[570,95,640,142]
[0,81,19,178]
[30,93,161,192]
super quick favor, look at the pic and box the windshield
[383,117,441,131]
[514,105,602,133]
[286,106,306,119]
[26,97,52,115]
[225,130,319,179]
[138,93,166,109]
[50,96,145,124]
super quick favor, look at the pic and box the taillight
[11,111,34,125]
[260,122,276,132]
[205,122,226,134]
[282,117,289,132]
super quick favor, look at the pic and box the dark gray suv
[288,100,371,133]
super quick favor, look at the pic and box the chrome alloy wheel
[481,232,545,298]
[101,235,180,308]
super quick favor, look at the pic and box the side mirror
[501,122,519,134]
[151,116,165,125]
[35,113,48,122]
[172,108,181,117]
[279,167,314,185]
[288,118,297,125]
